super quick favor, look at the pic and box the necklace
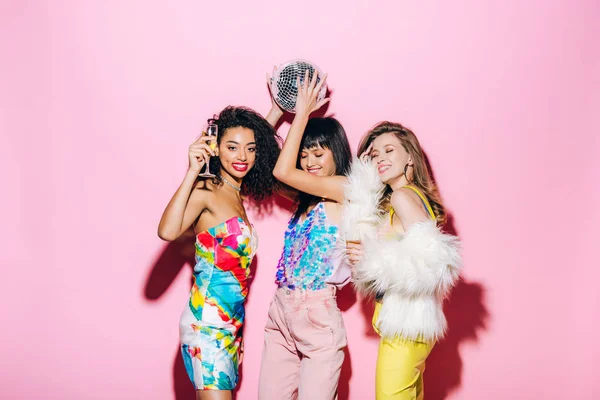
[222,176,241,192]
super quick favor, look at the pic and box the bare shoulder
[391,188,428,222]
[323,198,343,213]
[391,187,422,209]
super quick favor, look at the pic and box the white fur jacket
[341,159,462,342]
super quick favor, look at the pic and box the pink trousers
[258,286,347,400]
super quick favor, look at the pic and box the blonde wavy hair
[357,121,446,225]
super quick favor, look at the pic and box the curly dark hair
[208,106,281,201]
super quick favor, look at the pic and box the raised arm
[272,71,346,203]
[265,67,284,127]
[157,136,214,241]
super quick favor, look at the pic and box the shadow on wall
[144,193,294,399]
[425,278,489,399]
[426,212,489,399]
[144,227,196,399]
[412,150,491,399]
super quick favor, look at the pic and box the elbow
[157,228,178,242]
[272,166,287,182]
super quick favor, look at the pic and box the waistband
[275,285,337,300]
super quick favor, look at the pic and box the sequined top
[275,202,339,290]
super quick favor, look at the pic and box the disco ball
[271,59,328,113]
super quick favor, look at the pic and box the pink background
[2,1,599,399]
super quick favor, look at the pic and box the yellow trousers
[373,302,434,400]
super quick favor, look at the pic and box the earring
[404,164,413,183]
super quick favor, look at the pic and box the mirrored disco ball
[271,59,327,113]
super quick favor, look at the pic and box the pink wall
[2,1,599,399]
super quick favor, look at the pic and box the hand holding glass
[198,119,218,178]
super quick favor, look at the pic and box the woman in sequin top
[257,71,353,400]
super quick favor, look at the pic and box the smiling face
[299,144,337,177]
[370,132,413,185]
[217,126,256,180]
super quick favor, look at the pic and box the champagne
[198,119,218,178]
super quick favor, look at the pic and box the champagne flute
[345,231,361,253]
[346,239,361,248]
[345,234,361,279]
[198,118,218,178]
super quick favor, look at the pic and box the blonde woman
[344,122,462,400]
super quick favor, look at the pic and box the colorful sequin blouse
[275,202,339,290]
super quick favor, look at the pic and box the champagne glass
[345,233,361,279]
[198,118,218,178]
[346,239,361,247]
[345,230,361,251]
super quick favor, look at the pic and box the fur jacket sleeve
[340,158,385,243]
[354,220,462,298]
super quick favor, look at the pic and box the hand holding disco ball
[268,60,329,113]
[294,69,330,117]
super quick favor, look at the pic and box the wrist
[186,167,201,177]
[292,112,310,124]
[268,105,284,117]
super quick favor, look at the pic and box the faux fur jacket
[342,159,462,342]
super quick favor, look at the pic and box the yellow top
[389,185,436,224]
